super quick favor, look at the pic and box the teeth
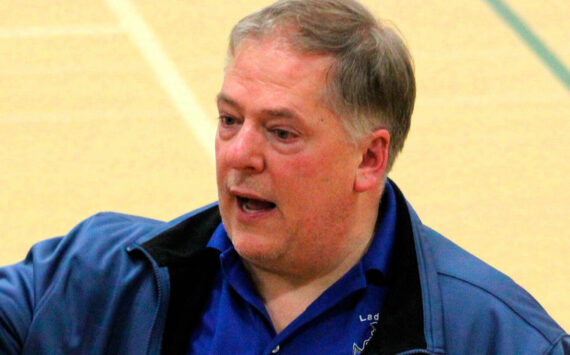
[238,197,255,213]
[243,201,254,213]
[239,197,275,213]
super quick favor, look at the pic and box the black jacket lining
[160,248,221,354]
[142,206,221,266]
[142,181,427,354]
[363,182,427,354]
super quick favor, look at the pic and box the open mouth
[237,196,276,213]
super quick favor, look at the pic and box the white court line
[0,108,178,124]
[104,0,216,164]
[0,25,123,38]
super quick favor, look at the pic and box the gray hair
[228,0,416,172]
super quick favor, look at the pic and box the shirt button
[271,345,280,353]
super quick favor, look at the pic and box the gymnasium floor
[1,0,568,330]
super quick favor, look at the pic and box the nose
[221,122,265,173]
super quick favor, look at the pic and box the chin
[231,233,284,265]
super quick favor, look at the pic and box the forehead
[223,38,333,97]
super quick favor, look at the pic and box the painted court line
[104,0,216,163]
[483,0,570,90]
[0,25,123,38]
[0,108,178,124]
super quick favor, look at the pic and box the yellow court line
[104,0,216,164]
[0,25,123,38]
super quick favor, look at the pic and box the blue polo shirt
[188,182,396,354]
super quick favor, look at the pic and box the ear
[354,129,390,193]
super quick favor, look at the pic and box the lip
[229,187,271,202]
[229,187,277,222]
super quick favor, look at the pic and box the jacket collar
[362,181,429,354]
[141,180,441,354]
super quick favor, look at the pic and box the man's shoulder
[14,206,217,305]
[1,211,177,353]
[63,211,167,249]
[80,211,165,229]
[419,225,515,291]
[19,211,168,280]
[418,226,567,351]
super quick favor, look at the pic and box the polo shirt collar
[207,222,232,252]
[361,180,397,280]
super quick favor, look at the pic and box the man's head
[215,0,415,280]
[228,0,415,172]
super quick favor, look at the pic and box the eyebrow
[216,93,241,110]
[216,93,301,121]
[261,108,299,120]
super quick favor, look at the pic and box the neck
[243,213,377,333]
[246,266,338,333]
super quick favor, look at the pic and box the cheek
[277,152,355,212]
[295,150,355,187]
[284,149,337,178]
[276,154,324,195]
[214,139,222,172]
[215,139,230,182]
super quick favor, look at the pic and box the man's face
[216,38,365,277]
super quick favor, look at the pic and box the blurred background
[1,0,568,329]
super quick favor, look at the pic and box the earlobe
[354,129,390,192]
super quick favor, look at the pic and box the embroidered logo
[353,321,377,355]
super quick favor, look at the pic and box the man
[0,0,568,354]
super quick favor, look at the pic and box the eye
[218,115,238,127]
[271,128,297,141]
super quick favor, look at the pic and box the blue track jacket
[1,181,568,354]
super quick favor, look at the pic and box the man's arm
[0,237,63,354]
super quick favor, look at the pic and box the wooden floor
[1,0,568,330]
